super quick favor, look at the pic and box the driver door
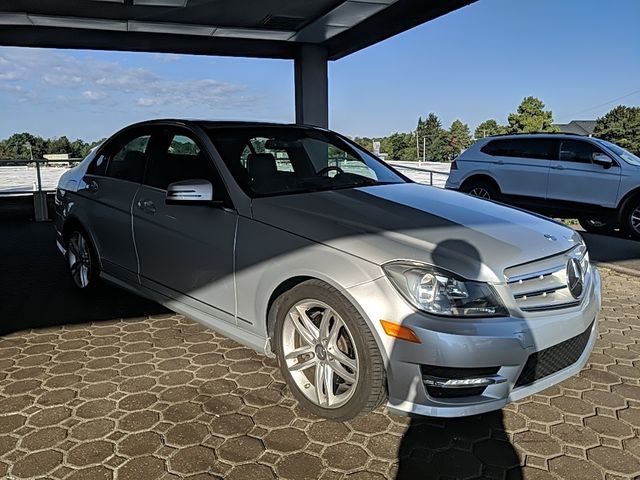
[132,127,238,324]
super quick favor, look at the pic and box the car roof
[481,132,595,141]
[120,119,330,131]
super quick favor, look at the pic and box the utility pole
[422,137,426,165]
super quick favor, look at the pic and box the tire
[272,279,386,420]
[621,196,640,240]
[461,179,499,200]
[65,228,99,289]
[578,217,617,235]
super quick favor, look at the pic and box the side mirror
[166,179,214,205]
[592,153,613,169]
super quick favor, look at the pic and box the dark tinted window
[481,138,559,160]
[559,140,603,163]
[105,135,150,182]
[144,131,226,201]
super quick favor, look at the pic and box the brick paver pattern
[1,268,640,479]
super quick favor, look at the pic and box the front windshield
[208,127,407,197]
[594,138,640,166]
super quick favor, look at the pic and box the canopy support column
[294,45,328,128]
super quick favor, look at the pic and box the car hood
[251,183,582,283]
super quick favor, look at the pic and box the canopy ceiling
[0,0,475,60]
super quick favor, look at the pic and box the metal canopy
[0,0,474,60]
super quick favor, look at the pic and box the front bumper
[345,267,601,417]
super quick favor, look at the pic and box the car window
[209,127,405,197]
[248,137,294,173]
[105,134,150,182]
[481,138,559,160]
[559,140,603,164]
[143,131,226,201]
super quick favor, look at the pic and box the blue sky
[0,0,639,141]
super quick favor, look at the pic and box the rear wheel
[578,217,617,235]
[66,229,99,289]
[461,179,499,200]
[272,280,386,420]
[621,196,640,240]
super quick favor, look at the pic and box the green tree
[353,137,374,151]
[474,119,506,139]
[449,120,472,155]
[47,136,72,155]
[507,96,558,133]
[5,133,47,159]
[593,105,640,155]
[416,113,443,161]
[384,132,415,161]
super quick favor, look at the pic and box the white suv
[445,134,640,239]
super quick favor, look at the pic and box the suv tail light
[450,160,458,170]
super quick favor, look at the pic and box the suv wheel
[578,217,617,235]
[621,197,640,240]
[462,180,498,200]
[66,229,99,289]
[272,280,386,420]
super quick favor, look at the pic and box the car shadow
[396,411,522,479]
[0,218,166,335]
[392,239,527,479]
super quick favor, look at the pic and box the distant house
[555,120,596,136]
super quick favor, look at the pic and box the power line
[557,88,640,121]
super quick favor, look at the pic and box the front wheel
[578,217,617,235]
[272,280,386,420]
[621,197,640,240]
[66,229,99,289]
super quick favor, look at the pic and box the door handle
[137,199,156,214]
[494,160,504,165]
[551,164,564,170]
[86,180,99,193]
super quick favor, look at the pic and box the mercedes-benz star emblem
[567,258,584,299]
[544,234,557,241]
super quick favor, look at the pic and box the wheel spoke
[326,316,344,347]
[70,261,81,276]
[314,362,335,407]
[290,357,316,372]
[293,306,319,343]
[284,344,314,360]
[319,308,334,343]
[329,356,356,384]
[79,265,89,287]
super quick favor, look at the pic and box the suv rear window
[481,138,559,160]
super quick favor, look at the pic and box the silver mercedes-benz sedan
[55,120,601,420]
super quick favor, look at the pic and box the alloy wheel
[281,300,359,408]
[632,205,640,235]
[67,231,92,288]
[469,187,491,199]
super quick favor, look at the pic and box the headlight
[383,261,508,317]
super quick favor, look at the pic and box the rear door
[79,128,152,283]
[480,138,557,198]
[132,126,238,324]
[546,139,621,207]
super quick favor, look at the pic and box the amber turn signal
[379,320,421,343]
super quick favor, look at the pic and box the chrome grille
[504,245,590,312]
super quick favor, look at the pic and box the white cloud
[0,47,258,111]
[81,90,108,102]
